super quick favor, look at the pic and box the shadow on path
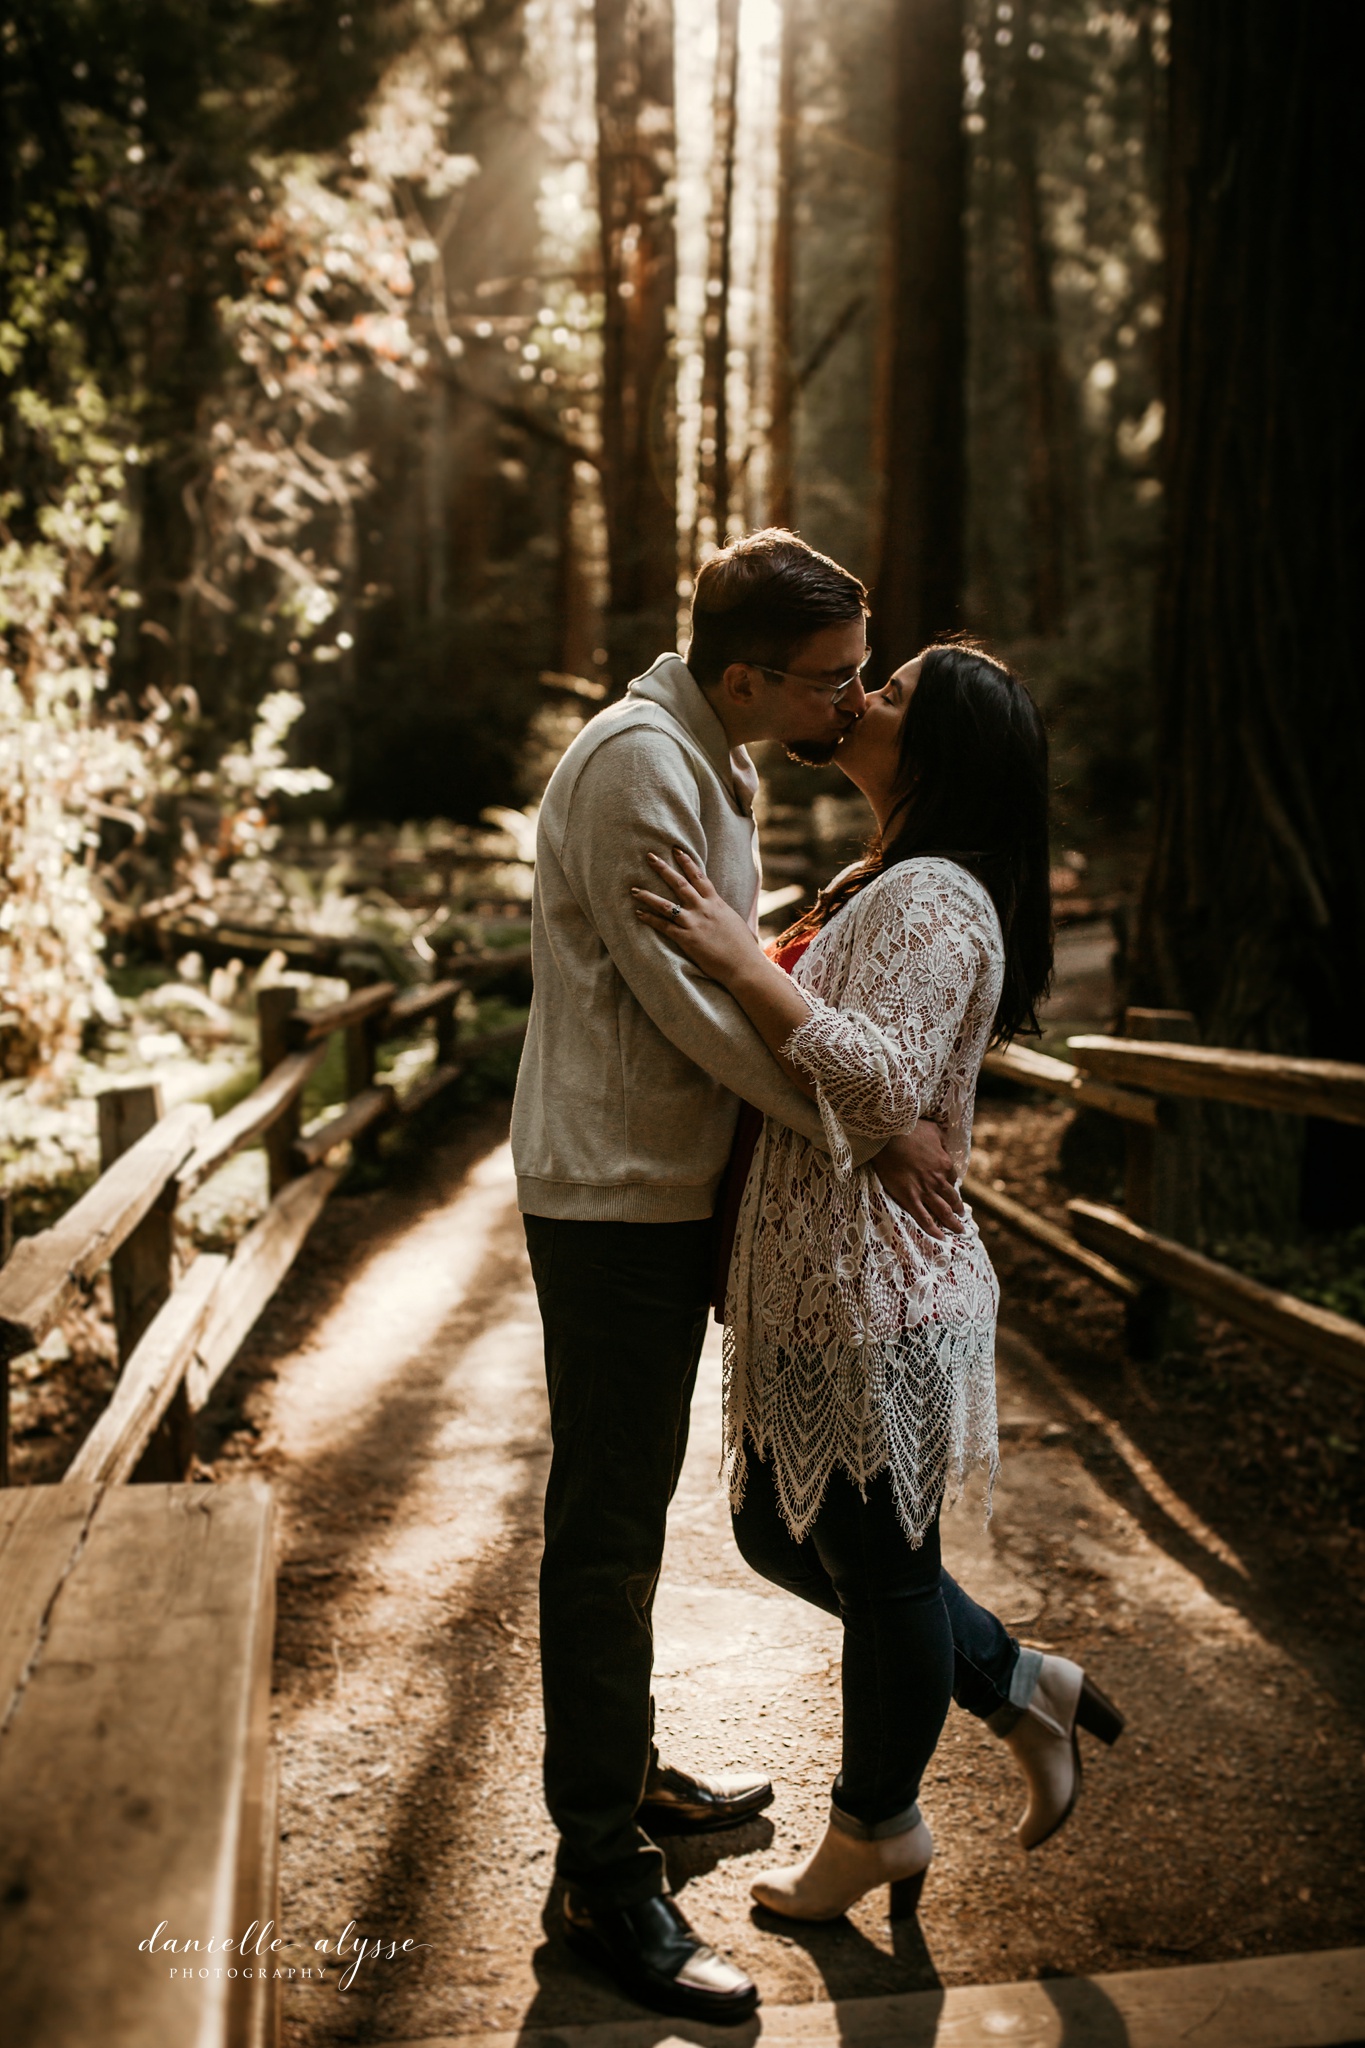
[201,1103,1364,2038]
[1001,1316,1365,1728]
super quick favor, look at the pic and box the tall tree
[767,0,799,529]
[1007,43,1075,637]
[694,0,741,556]
[594,0,680,692]
[871,0,967,669]
[1132,0,1365,1233]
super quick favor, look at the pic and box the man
[511,530,962,2022]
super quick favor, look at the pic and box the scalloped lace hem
[723,1317,1000,1548]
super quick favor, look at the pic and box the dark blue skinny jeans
[732,1451,1026,1829]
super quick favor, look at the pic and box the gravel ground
[175,1098,1365,2046]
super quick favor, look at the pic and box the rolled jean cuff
[829,1797,922,1843]
[985,1644,1045,1737]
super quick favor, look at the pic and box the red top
[771,933,814,975]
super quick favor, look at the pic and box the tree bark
[767,0,798,528]
[594,0,680,693]
[1132,0,1365,1233]
[694,0,741,555]
[872,0,967,670]
[1008,50,1072,637]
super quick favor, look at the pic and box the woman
[632,642,1123,1922]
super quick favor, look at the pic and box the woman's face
[835,656,921,796]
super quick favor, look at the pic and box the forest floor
[189,1111,1362,2041]
[12,919,1365,2043]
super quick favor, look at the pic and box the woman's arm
[637,850,990,1139]
[634,848,976,1230]
[780,865,988,1143]
[632,849,817,1091]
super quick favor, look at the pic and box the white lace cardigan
[723,855,1006,1547]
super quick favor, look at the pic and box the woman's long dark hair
[781,641,1053,1045]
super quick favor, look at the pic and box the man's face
[735,618,872,765]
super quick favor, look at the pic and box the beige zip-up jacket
[511,654,837,1222]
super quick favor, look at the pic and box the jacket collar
[627,654,759,816]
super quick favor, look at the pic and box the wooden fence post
[435,987,458,1070]
[345,1015,381,1164]
[1123,1006,1201,1359]
[98,1083,192,1479]
[99,1086,174,1358]
[258,985,301,1197]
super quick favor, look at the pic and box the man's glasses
[747,651,874,706]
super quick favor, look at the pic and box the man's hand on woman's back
[874,1122,966,1239]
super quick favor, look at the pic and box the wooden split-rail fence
[966,1005,1365,1388]
[0,950,530,1489]
[0,950,529,2048]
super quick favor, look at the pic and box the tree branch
[438,366,599,469]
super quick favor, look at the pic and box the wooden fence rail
[1068,1036,1365,1127]
[982,1044,1162,1127]
[977,1006,1365,1386]
[0,954,530,1487]
[0,1104,211,1355]
[962,1174,1140,1301]
[1068,1200,1365,1385]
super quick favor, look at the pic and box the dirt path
[206,1107,1364,2046]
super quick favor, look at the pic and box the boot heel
[1076,1674,1125,1746]
[889,1867,927,1920]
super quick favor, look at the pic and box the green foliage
[0,0,582,1073]
[0,198,348,1075]
[452,991,531,1106]
[1211,1228,1365,1330]
[0,215,148,1075]
[2,0,600,803]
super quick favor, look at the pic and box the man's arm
[560,728,856,1151]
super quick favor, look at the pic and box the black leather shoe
[563,1889,759,2024]
[638,1761,774,1836]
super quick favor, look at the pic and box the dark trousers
[524,1213,714,1908]
[733,1452,1023,1826]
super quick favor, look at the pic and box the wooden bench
[420,1947,1365,2048]
[0,1479,278,2048]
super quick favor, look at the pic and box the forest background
[1,0,1360,1259]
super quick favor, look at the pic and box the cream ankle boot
[751,1806,933,1922]
[999,1653,1125,1851]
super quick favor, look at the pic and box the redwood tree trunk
[594,0,679,693]
[1132,0,1365,1233]
[1008,50,1072,638]
[694,0,741,555]
[767,0,798,528]
[871,0,967,670]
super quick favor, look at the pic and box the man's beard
[783,735,844,766]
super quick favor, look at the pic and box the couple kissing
[509,528,1124,2023]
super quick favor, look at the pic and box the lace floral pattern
[723,856,1006,1546]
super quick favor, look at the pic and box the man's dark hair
[686,528,869,689]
